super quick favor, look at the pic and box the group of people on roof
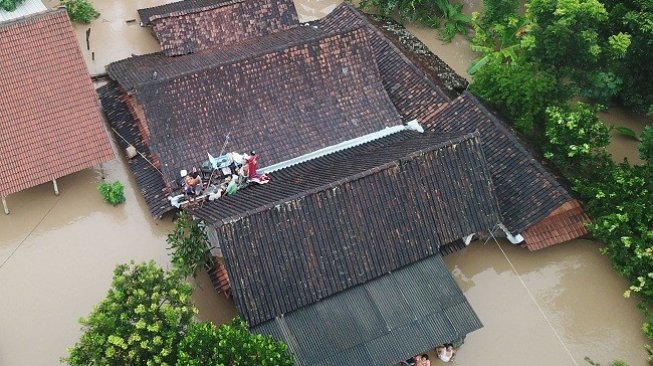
[402,343,457,365]
[178,150,270,203]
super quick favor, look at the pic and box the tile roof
[253,255,482,366]
[97,82,172,217]
[207,257,231,296]
[316,4,451,121]
[521,199,589,250]
[0,10,114,197]
[314,5,590,246]
[427,92,574,234]
[191,131,502,326]
[139,0,299,56]
[109,27,402,187]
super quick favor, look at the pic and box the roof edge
[138,0,243,25]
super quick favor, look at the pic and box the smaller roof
[0,10,113,197]
[0,0,46,23]
[138,0,299,56]
[254,255,482,366]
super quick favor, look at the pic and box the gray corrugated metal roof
[253,255,482,366]
[0,0,47,23]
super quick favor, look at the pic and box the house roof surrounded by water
[138,0,299,56]
[0,9,113,197]
[252,254,482,366]
[191,131,501,326]
[107,26,402,187]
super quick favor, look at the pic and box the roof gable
[195,132,501,326]
[0,10,113,196]
[139,0,299,56]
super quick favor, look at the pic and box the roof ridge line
[216,131,480,226]
[116,25,367,93]
[144,0,244,24]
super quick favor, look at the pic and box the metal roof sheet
[253,255,482,366]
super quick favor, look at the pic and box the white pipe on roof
[261,120,424,173]
[498,223,524,244]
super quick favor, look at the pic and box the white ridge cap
[261,120,424,173]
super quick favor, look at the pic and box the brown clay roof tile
[139,0,299,56]
[0,10,113,197]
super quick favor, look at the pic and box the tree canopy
[65,261,195,366]
[65,261,295,366]
[1,0,24,12]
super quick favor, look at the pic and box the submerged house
[98,0,592,362]
[0,9,114,214]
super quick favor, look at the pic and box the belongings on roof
[168,150,270,208]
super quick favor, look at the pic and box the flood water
[0,0,650,365]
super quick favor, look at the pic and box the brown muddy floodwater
[0,0,649,365]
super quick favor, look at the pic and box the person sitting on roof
[402,354,430,366]
[182,167,203,196]
[436,344,456,363]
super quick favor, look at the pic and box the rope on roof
[110,127,164,177]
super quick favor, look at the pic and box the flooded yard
[0,0,650,365]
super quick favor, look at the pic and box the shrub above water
[60,0,100,24]
[97,181,125,206]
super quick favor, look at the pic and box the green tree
[358,0,470,42]
[61,0,100,23]
[543,102,611,175]
[524,0,630,102]
[601,0,653,112]
[639,125,653,170]
[468,12,529,74]
[480,0,519,25]
[0,0,23,11]
[64,261,195,366]
[167,212,212,278]
[98,181,126,206]
[469,58,558,135]
[176,318,294,366]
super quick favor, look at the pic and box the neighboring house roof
[138,0,299,56]
[253,255,482,366]
[0,9,113,197]
[191,131,501,326]
[108,26,402,187]
[98,82,172,217]
[0,0,47,23]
